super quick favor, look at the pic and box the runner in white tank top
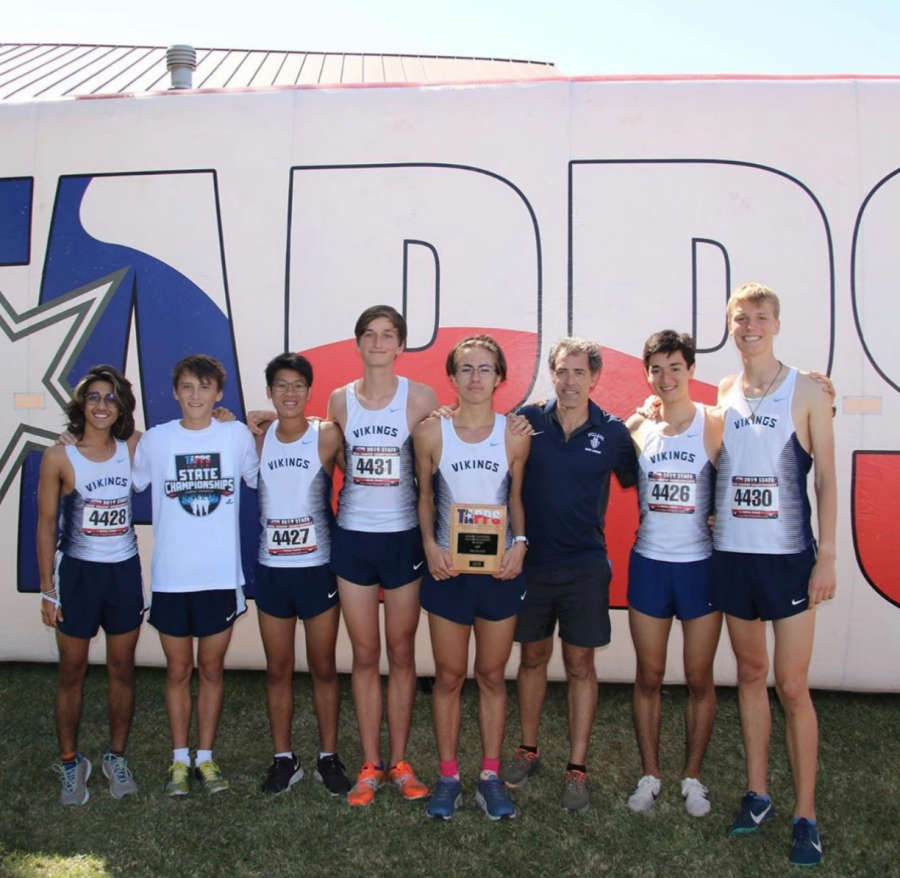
[432,414,514,552]
[415,335,530,820]
[254,354,351,797]
[338,377,416,532]
[36,365,144,803]
[635,405,714,562]
[259,419,334,567]
[325,306,439,804]
[625,331,723,819]
[712,284,836,866]
[715,368,813,554]
[59,440,137,563]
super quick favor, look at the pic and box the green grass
[1,662,898,878]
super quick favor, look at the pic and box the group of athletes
[37,282,836,868]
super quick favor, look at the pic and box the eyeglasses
[85,391,118,406]
[456,365,497,377]
[271,380,309,394]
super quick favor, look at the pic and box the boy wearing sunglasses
[37,365,144,805]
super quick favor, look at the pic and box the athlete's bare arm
[326,386,349,432]
[407,381,439,432]
[626,412,648,454]
[253,420,271,458]
[414,418,455,580]
[318,420,344,476]
[798,373,838,606]
[496,430,530,580]
[702,405,725,467]
[125,429,144,462]
[36,447,73,627]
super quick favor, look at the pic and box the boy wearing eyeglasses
[37,365,144,805]
[253,353,350,797]
[414,335,530,821]
[132,354,258,796]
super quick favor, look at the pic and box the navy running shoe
[790,818,823,867]
[426,777,462,820]
[728,791,775,835]
[476,775,517,821]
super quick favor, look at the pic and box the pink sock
[481,757,500,775]
[440,759,459,779]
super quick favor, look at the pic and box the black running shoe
[315,754,352,796]
[262,754,304,795]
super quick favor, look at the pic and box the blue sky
[5,0,900,76]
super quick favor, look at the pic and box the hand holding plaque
[450,503,507,574]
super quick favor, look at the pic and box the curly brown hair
[65,365,136,440]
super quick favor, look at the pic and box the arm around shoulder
[408,381,440,426]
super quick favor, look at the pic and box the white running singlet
[58,441,137,563]
[714,368,813,554]
[337,377,417,532]
[635,406,714,562]
[258,420,333,567]
[433,415,513,552]
[132,419,259,592]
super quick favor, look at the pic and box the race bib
[266,517,318,556]
[82,497,130,536]
[351,446,400,487]
[731,476,779,520]
[647,472,697,514]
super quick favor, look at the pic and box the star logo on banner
[0,268,126,506]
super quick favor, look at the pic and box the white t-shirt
[132,418,259,592]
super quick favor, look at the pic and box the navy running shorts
[628,550,715,622]
[255,563,338,620]
[148,588,242,638]
[515,558,612,648]
[56,553,144,639]
[330,525,425,589]
[710,545,817,621]
[421,571,526,626]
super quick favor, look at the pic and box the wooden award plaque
[449,503,507,574]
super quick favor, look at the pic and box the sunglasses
[85,391,118,406]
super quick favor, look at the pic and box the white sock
[173,748,190,766]
[274,751,293,760]
[195,749,213,766]
[479,769,498,780]
[319,752,334,760]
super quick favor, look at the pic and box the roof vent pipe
[166,44,197,89]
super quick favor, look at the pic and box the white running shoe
[681,777,711,817]
[627,775,661,812]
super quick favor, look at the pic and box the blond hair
[727,282,781,321]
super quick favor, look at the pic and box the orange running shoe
[347,762,385,807]
[388,760,429,801]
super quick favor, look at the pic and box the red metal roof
[0,43,562,101]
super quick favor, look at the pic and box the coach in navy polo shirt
[500,337,636,814]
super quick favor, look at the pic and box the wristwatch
[513,535,529,548]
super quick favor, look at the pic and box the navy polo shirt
[520,399,636,571]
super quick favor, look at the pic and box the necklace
[741,361,783,423]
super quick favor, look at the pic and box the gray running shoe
[560,769,590,813]
[102,751,138,799]
[500,748,541,788]
[54,754,91,806]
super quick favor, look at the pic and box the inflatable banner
[1,76,898,690]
